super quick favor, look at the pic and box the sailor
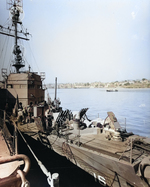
[42,116,46,131]
[45,109,53,130]
[18,102,23,110]
[17,109,23,124]
[27,102,33,123]
[23,106,27,123]
[45,109,50,118]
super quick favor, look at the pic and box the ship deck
[18,123,144,164]
[0,131,10,157]
[0,130,24,179]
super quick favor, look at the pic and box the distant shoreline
[46,79,150,89]
[56,87,150,89]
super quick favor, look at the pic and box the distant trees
[142,78,147,81]
[84,82,90,86]
[124,82,130,86]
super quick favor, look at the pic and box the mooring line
[16,124,58,187]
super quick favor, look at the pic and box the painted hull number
[93,173,106,186]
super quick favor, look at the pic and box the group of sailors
[16,101,57,130]
[5,100,105,132]
[17,102,34,124]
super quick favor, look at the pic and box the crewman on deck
[23,106,27,123]
[17,109,23,124]
[27,102,33,123]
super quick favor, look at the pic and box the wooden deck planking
[76,134,126,153]
[18,123,39,133]
[18,124,131,157]
[18,125,144,162]
[67,134,125,154]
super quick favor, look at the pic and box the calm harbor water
[48,88,150,137]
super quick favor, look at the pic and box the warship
[0,1,150,187]
[17,106,150,187]
[0,0,44,186]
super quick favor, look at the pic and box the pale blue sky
[0,0,150,83]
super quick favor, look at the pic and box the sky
[0,0,150,84]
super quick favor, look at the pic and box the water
[48,88,150,138]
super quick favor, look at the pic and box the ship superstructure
[0,0,45,109]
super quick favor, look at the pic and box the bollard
[52,173,59,187]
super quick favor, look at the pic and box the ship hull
[47,134,147,187]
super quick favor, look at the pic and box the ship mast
[10,0,25,73]
[12,3,24,73]
[0,0,30,73]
